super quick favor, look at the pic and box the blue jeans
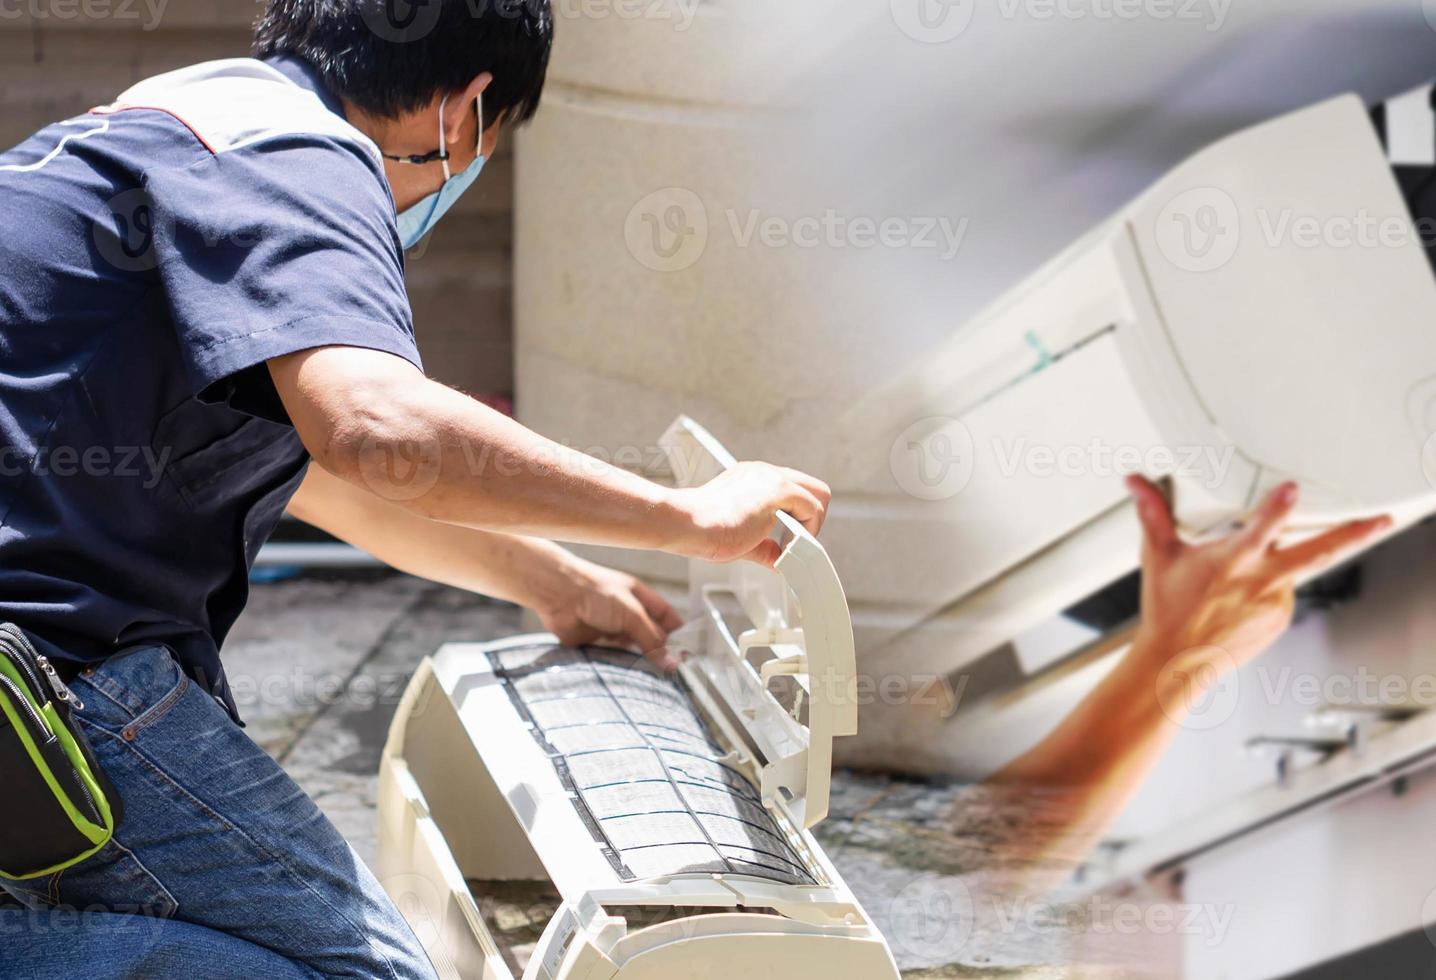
[0,646,438,980]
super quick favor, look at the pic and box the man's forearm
[993,637,1184,788]
[287,463,583,612]
[982,635,1192,874]
[339,382,682,548]
[273,347,686,550]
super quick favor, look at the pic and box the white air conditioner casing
[841,94,1436,773]
[375,418,898,980]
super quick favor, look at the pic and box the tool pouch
[0,623,122,880]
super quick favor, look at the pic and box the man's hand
[666,462,832,567]
[1126,476,1392,680]
[289,465,686,668]
[532,554,686,670]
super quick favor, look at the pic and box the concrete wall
[0,0,514,398]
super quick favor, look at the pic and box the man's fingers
[752,465,829,539]
[1268,515,1393,581]
[640,644,681,673]
[777,484,826,539]
[1125,475,1177,555]
[553,621,600,648]
[1233,481,1300,555]
[633,579,684,633]
[741,538,784,568]
[620,593,675,670]
[791,476,832,537]
[784,468,832,510]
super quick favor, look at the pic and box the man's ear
[442,72,493,145]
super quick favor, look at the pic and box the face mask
[395,93,486,249]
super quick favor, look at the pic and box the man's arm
[287,464,686,666]
[974,477,1391,887]
[268,346,830,567]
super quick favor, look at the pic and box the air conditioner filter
[488,642,818,886]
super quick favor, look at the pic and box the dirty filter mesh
[488,643,818,886]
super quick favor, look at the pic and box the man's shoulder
[98,58,383,175]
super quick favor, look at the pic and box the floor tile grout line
[275,582,437,766]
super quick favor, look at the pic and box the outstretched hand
[1126,476,1392,676]
[978,478,1393,891]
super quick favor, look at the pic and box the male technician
[0,1,830,976]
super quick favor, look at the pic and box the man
[0,1,829,976]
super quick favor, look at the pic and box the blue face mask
[394,93,486,249]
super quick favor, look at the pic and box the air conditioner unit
[838,94,1436,774]
[375,418,900,980]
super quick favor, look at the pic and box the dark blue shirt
[0,56,422,720]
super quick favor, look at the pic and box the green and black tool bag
[0,623,122,880]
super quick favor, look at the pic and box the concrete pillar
[512,2,983,770]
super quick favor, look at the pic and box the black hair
[254,0,553,124]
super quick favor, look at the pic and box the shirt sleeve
[141,134,421,418]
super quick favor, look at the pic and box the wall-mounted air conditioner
[840,94,1436,773]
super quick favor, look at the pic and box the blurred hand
[669,462,832,566]
[1127,476,1391,679]
[535,556,685,670]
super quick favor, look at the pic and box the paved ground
[228,572,1159,978]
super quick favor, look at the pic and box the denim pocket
[72,647,186,735]
[119,671,189,741]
